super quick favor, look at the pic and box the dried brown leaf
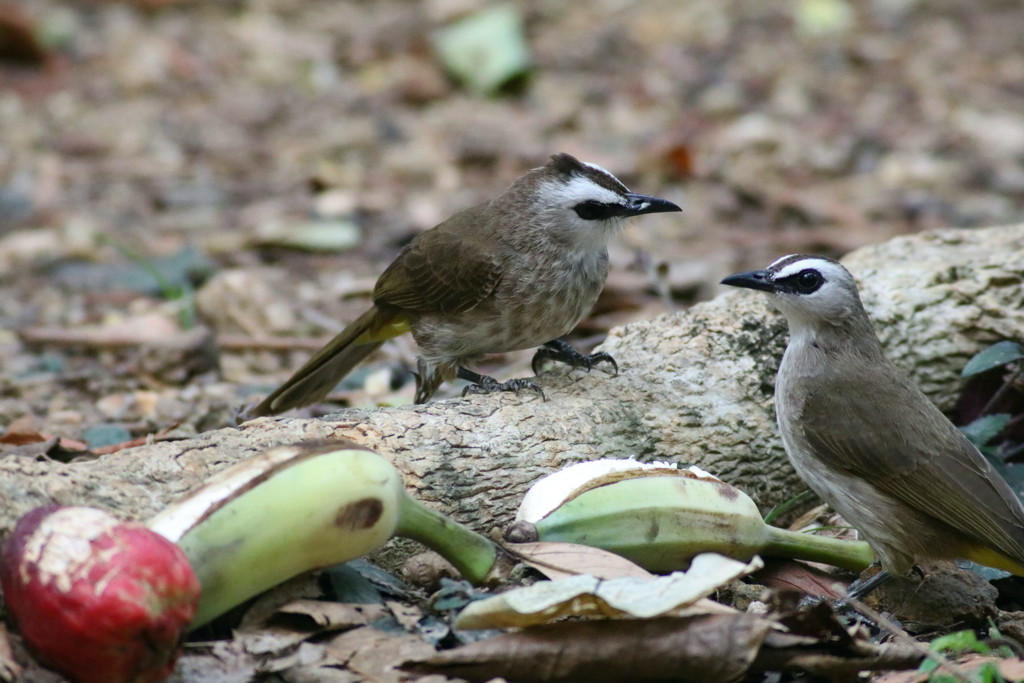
[236,574,324,631]
[401,551,460,590]
[327,627,436,683]
[238,628,312,657]
[172,639,273,683]
[754,558,846,599]
[0,624,22,683]
[0,433,88,462]
[754,640,924,681]
[509,541,655,580]
[456,554,759,630]
[0,429,48,446]
[324,626,389,665]
[173,639,337,683]
[19,314,181,347]
[257,641,330,675]
[276,663,362,683]
[386,600,425,632]
[407,614,773,683]
[274,600,389,631]
[777,599,857,646]
[0,4,47,64]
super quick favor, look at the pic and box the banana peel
[507,460,874,573]
[149,442,504,627]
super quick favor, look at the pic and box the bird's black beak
[720,269,776,293]
[621,193,682,217]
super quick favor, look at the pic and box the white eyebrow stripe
[544,175,624,207]
[767,254,799,271]
[774,258,845,280]
[581,161,617,179]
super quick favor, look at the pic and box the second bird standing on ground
[722,254,1024,595]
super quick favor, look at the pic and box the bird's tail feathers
[248,307,404,417]
[965,543,1024,577]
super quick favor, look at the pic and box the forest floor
[1,0,1024,680]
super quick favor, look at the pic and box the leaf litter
[3,0,1024,681]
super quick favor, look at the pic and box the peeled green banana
[507,461,873,573]
[150,442,501,627]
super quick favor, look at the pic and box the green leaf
[976,661,1005,683]
[962,341,1024,377]
[794,0,854,37]
[927,629,990,655]
[960,414,1012,449]
[919,629,1009,682]
[432,4,532,96]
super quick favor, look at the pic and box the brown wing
[373,213,502,315]
[798,363,1024,563]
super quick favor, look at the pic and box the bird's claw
[582,351,619,375]
[531,340,618,376]
[462,376,546,401]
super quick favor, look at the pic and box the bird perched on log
[250,153,681,416]
[722,254,1024,594]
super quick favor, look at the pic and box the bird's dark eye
[794,269,823,292]
[574,201,616,221]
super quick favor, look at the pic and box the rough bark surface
[1,225,1022,538]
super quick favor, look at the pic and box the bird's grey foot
[531,339,618,376]
[457,368,545,401]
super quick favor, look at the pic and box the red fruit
[1,505,200,683]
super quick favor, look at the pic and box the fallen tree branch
[0,225,1022,538]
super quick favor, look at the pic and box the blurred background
[1,0,1023,442]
